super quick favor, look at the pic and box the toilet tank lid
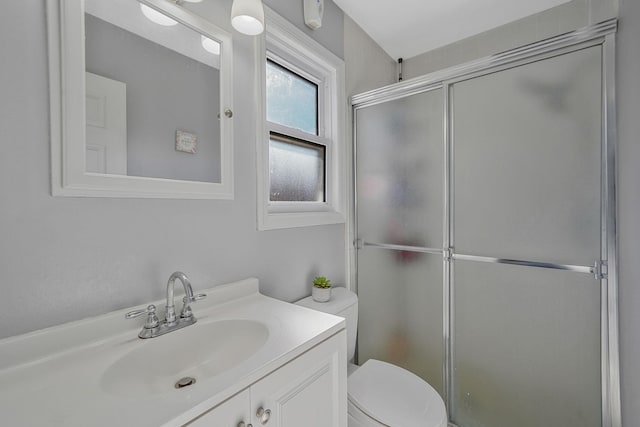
[348,359,447,427]
[295,287,357,315]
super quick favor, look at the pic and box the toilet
[296,287,447,427]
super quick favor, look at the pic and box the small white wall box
[176,130,198,154]
[304,0,324,29]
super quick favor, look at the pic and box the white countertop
[0,278,345,426]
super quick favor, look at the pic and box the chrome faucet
[126,271,206,339]
[165,271,194,325]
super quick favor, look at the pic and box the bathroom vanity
[0,278,347,426]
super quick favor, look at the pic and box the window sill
[258,209,345,231]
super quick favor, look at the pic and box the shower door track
[358,240,599,277]
[351,18,619,427]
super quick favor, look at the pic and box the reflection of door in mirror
[86,72,127,175]
[84,0,222,183]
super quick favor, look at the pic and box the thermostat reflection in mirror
[176,130,198,154]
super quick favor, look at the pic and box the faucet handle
[182,293,207,305]
[125,304,160,329]
[180,293,207,319]
[191,293,207,302]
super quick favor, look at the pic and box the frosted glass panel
[266,60,318,135]
[452,46,602,265]
[452,261,601,427]
[357,248,444,395]
[356,89,443,248]
[269,137,325,202]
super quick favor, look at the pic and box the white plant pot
[312,286,331,302]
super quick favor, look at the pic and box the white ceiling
[334,0,571,60]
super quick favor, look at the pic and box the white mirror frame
[47,0,234,199]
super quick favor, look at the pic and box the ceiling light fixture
[231,0,265,36]
[140,4,178,26]
[201,35,221,55]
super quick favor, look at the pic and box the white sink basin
[0,278,346,426]
[101,319,269,397]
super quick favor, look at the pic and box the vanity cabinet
[185,331,346,427]
[0,278,346,427]
[186,389,251,427]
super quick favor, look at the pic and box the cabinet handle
[256,407,271,424]
[237,422,252,427]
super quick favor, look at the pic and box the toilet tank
[295,287,358,362]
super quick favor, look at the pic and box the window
[266,60,318,135]
[266,60,324,203]
[269,134,325,202]
[257,9,345,230]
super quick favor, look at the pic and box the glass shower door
[355,88,445,394]
[353,27,617,427]
[450,45,603,427]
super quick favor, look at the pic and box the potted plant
[312,276,332,302]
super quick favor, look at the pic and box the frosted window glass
[452,261,601,427]
[356,89,444,248]
[357,248,444,395]
[269,137,325,202]
[452,46,602,265]
[266,60,318,135]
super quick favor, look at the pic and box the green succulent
[313,276,332,288]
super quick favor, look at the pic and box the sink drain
[175,376,196,389]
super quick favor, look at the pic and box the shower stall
[351,20,619,427]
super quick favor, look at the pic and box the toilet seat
[347,359,447,427]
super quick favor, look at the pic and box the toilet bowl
[295,287,447,427]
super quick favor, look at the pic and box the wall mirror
[47,0,234,198]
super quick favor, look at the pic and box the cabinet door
[185,388,251,427]
[250,332,347,427]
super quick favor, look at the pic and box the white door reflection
[85,72,127,175]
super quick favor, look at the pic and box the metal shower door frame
[351,19,619,427]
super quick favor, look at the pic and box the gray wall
[344,15,396,97]
[265,0,345,59]
[0,0,356,339]
[85,15,221,183]
[403,0,618,78]
[617,0,640,424]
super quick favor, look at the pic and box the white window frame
[256,7,346,230]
